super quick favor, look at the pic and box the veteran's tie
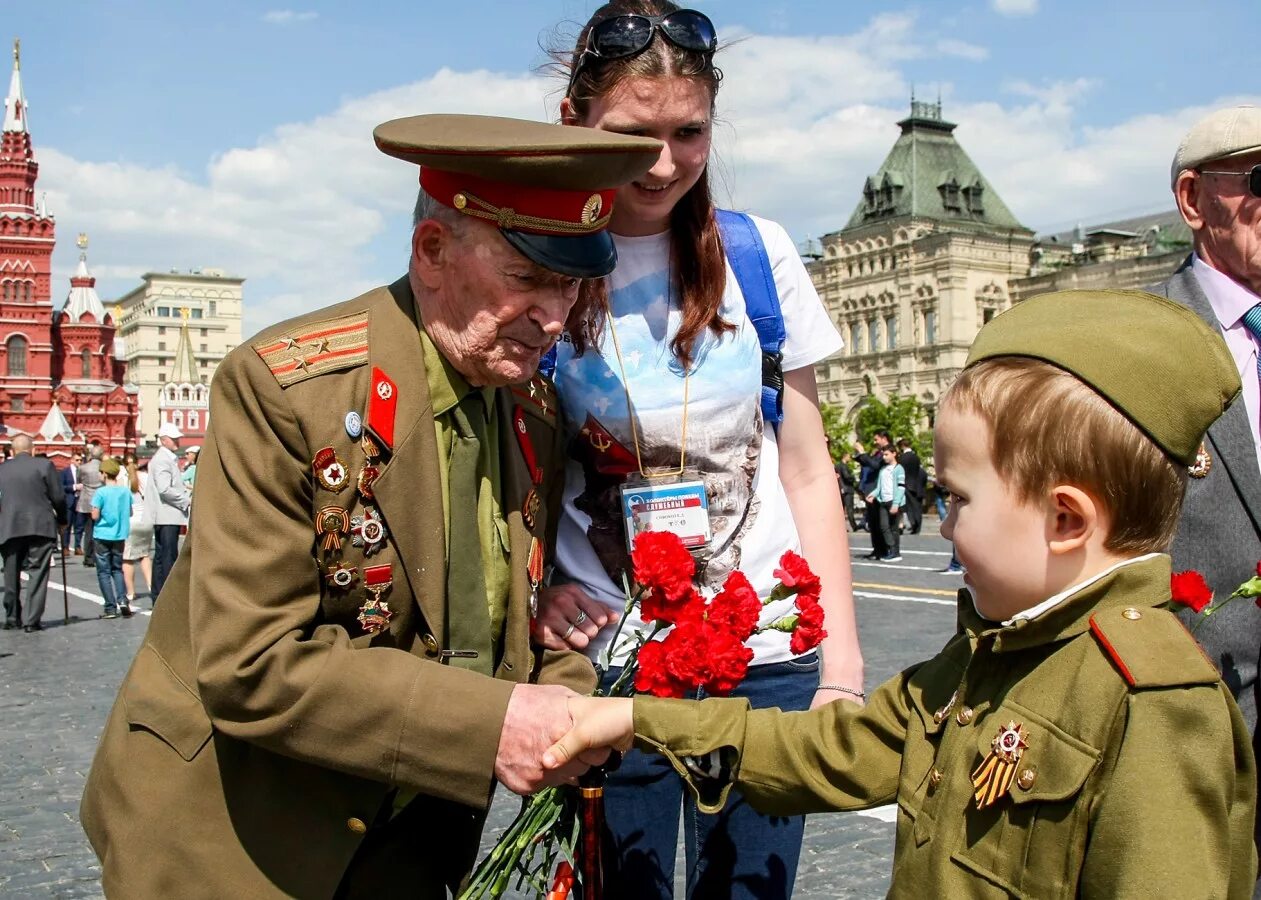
[1242,303,1261,380]
[444,392,495,676]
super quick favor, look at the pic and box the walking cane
[576,767,605,900]
[60,535,70,624]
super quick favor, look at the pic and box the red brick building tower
[0,41,137,461]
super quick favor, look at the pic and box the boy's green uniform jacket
[636,555,1259,898]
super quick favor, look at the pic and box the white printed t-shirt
[552,214,843,667]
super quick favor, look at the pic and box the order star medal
[351,508,388,556]
[971,721,1029,809]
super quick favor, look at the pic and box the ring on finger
[562,623,576,640]
[574,610,588,626]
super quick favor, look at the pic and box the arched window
[172,410,183,428]
[181,388,190,401]
[188,411,199,430]
[2,281,10,302]
[80,349,92,379]
[6,335,26,375]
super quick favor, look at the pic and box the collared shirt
[418,326,511,641]
[1192,254,1261,474]
[993,552,1162,626]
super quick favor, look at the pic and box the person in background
[91,458,132,619]
[181,446,199,490]
[897,437,925,535]
[855,430,891,554]
[533,4,865,897]
[61,451,83,556]
[0,434,65,632]
[76,445,103,567]
[836,451,858,532]
[868,445,905,562]
[122,456,153,609]
[143,423,192,601]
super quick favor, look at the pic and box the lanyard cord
[604,303,690,479]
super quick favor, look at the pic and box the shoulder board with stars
[253,312,370,388]
[510,374,557,426]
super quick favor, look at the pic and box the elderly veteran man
[80,115,661,899]
[1152,104,1261,828]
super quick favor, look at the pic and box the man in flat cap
[1152,104,1261,865]
[81,114,661,898]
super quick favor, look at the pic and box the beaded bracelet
[818,684,866,701]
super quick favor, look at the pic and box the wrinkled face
[936,404,1054,621]
[413,219,581,387]
[569,75,712,237]
[1187,150,1261,295]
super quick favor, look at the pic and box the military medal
[361,433,381,461]
[1189,442,1212,478]
[522,488,540,529]
[325,562,358,591]
[971,721,1029,809]
[316,506,350,551]
[513,407,544,485]
[357,564,394,634]
[358,464,381,501]
[313,447,350,492]
[351,507,388,555]
[527,536,545,618]
[345,410,363,440]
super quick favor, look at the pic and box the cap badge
[313,447,350,492]
[971,721,1029,809]
[1189,442,1212,479]
[581,193,603,225]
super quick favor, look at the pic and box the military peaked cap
[374,114,662,278]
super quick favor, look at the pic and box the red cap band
[420,168,615,236]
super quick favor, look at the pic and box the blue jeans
[94,539,126,612]
[599,653,819,899]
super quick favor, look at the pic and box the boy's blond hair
[942,356,1186,554]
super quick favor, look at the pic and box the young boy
[547,290,1259,897]
[91,457,133,619]
[870,445,906,561]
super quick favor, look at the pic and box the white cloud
[34,12,1261,337]
[991,0,1038,15]
[263,10,318,25]
[936,39,989,62]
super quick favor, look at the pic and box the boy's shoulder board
[253,312,369,388]
[1089,606,1220,689]
[510,374,558,425]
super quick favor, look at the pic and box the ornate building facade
[156,308,209,442]
[0,42,137,460]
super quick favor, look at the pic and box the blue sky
[9,1,1260,335]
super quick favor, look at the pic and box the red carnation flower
[634,639,691,698]
[701,627,754,695]
[790,600,828,655]
[641,584,703,627]
[706,571,761,641]
[774,550,821,597]
[1255,561,1261,579]
[632,531,697,623]
[1170,570,1213,614]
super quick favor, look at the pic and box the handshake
[493,685,636,795]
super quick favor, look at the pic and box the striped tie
[1243,304,1261,388]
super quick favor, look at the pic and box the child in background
[870,446,906,562]
[545,290,1259,898]
[91,458,132,619]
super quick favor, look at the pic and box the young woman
[531,4,864,897]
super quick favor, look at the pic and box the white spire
[4,39,27,133]
[64,234,107,322]
[38,401,74,441]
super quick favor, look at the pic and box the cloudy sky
[10,0,1259,337]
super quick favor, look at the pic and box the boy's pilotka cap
[374,114,662,278]
[966,290,1240,466]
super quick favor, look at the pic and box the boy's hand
[542,697,634,770]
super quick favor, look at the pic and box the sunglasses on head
[1198,164,1261,198]
[567,9,718,95]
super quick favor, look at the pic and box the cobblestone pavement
[0,526,961,897]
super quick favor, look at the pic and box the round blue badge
[344,411,363,439]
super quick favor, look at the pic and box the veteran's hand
[532,584,618,651]
[495,684,609,796]
[543,697,635,771]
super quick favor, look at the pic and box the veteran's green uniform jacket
[636,555,1258,898]
[80,278,594,899]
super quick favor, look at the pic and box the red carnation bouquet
[1169,562,1261,632]
[460,530,827,898]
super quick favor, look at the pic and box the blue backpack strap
[715,209,786,429]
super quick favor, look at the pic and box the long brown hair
[560,0,731,369]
